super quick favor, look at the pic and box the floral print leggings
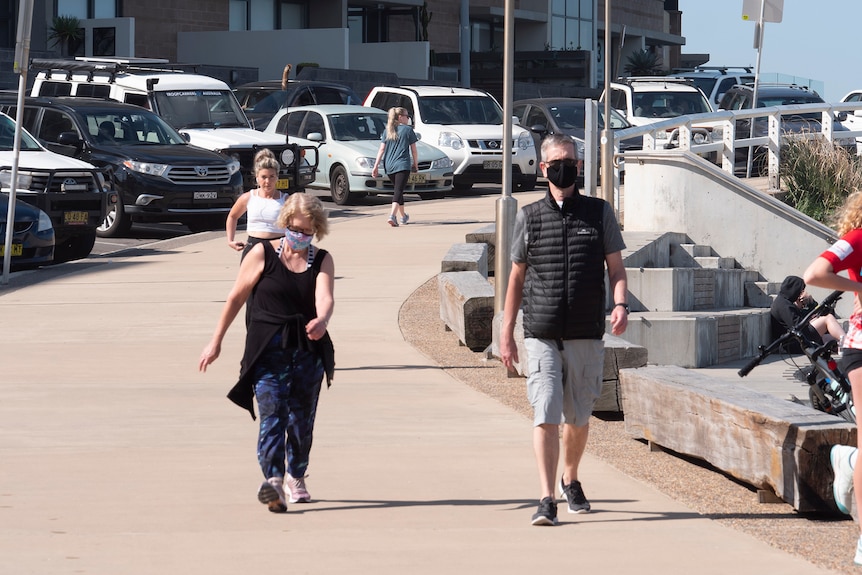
[253,340,324,480]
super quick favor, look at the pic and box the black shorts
[841,348,862,375]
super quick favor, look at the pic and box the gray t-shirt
[511,199,625,263]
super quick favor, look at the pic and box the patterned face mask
[285,228,313,251]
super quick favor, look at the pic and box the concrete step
[614,307,771,368]
[679,242,712,258]
[626,267,749,312]
[694,256,737,269]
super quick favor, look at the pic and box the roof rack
[615,76,696,86]
[29,57,196,82]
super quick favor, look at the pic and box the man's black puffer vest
[521,191,606,340]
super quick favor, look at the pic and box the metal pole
[600,0,614,208]
[460,0,471,87]
[3,0,35,285]
[494,0,517,314]
[746,0,766,179]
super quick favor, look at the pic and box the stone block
[438,271,495,351]
[465,223,496,275]
[621,365,857,513]
[441,243,489,278]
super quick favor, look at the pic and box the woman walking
[371,106,418,227]
[200,192,335,513]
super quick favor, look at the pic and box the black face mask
[545,159,578,189]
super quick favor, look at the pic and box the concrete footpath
[0,192,839,574]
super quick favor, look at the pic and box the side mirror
[57,131,83,148]
[836,111,848,122]
[307,132,324,142]
[529,124,548,135]
[512,115,521,125]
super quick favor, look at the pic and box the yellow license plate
[407,173,426,184]
[0,243,23,257]
[276,179,290,189]
[64,211,88,225]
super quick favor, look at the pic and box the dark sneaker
[560,477,591,514]
[531,496,558,526]
[257,477,287,513]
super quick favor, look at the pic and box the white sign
[742,0,784,23]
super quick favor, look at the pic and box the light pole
[600,0,614,208]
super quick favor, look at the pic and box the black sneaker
[559,477,591,514]
[531,496,559,526]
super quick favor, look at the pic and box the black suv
[0,96,245,236]
[234,79,361,130]
[717,83,855,174]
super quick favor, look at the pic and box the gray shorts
[524,338,605,427]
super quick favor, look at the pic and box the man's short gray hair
[540,133,577,162]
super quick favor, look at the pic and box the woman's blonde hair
[276,192,329,240]
[834,190,862,236]
[385,107,408,141]
[254,148,279,176]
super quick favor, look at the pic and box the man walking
[500,133,629,526]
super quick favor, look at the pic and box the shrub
[778,138,862,223]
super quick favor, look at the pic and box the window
[550,0,593,52]
[56,0,117,19]
[230,0,307,31]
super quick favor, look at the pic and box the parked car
[29,58,316,194]
[717,83,856,175]
[0,96,245,237]
[838,90,862,154]
[0,192,54,269]
[0,112,109,262]
[601,77,717,160]
[265,104,454,205]
[364,85,537,192]
[513,97,642,182]
[234,79,361,130]
[670,67,755,109]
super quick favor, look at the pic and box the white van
[30,58,315,192]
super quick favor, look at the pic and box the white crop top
[246,190,286,234]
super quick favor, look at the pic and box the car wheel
[96,200,131,238]
[53,230,96,263]
[330,165,352,205]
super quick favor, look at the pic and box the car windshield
[633,91,712,117]
[757,94,824,121]
[329,112,387,141]
[548,103,632,130]
[418,96,504,125]
[153,90,250,130]
[82,109,187,145]
[684,77,716,98]
[0,114,42,151]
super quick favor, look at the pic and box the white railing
[584,101,862,198]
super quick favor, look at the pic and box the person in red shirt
[804,190,862,564]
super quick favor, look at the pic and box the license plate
[407,173,426,184]
[193,191,218,200]
[276,179,290,189]
[64,211,88,225]
[483,160,503,170]
[0,243,22,257]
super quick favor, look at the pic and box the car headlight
[517,131,534,150]
[438,131,464,150]
[226,158,241,175]
[355,157,376,170]
[431,156,454,169]
[123,159,170,178]
[693,132,709,145]
[37,209,52,232]
[0,170,33,190]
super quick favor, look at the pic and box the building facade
[1,0,684,95]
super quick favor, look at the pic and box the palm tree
[623,49,663,76]
[49,15,84,57]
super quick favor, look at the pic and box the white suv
[364,86,537,191]
[29,58,315,193]
[671,67,755,109]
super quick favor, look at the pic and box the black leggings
[389,170,409,205]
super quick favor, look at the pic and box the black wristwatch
[614,303,630,314]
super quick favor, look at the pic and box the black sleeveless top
[228,239,334,419]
